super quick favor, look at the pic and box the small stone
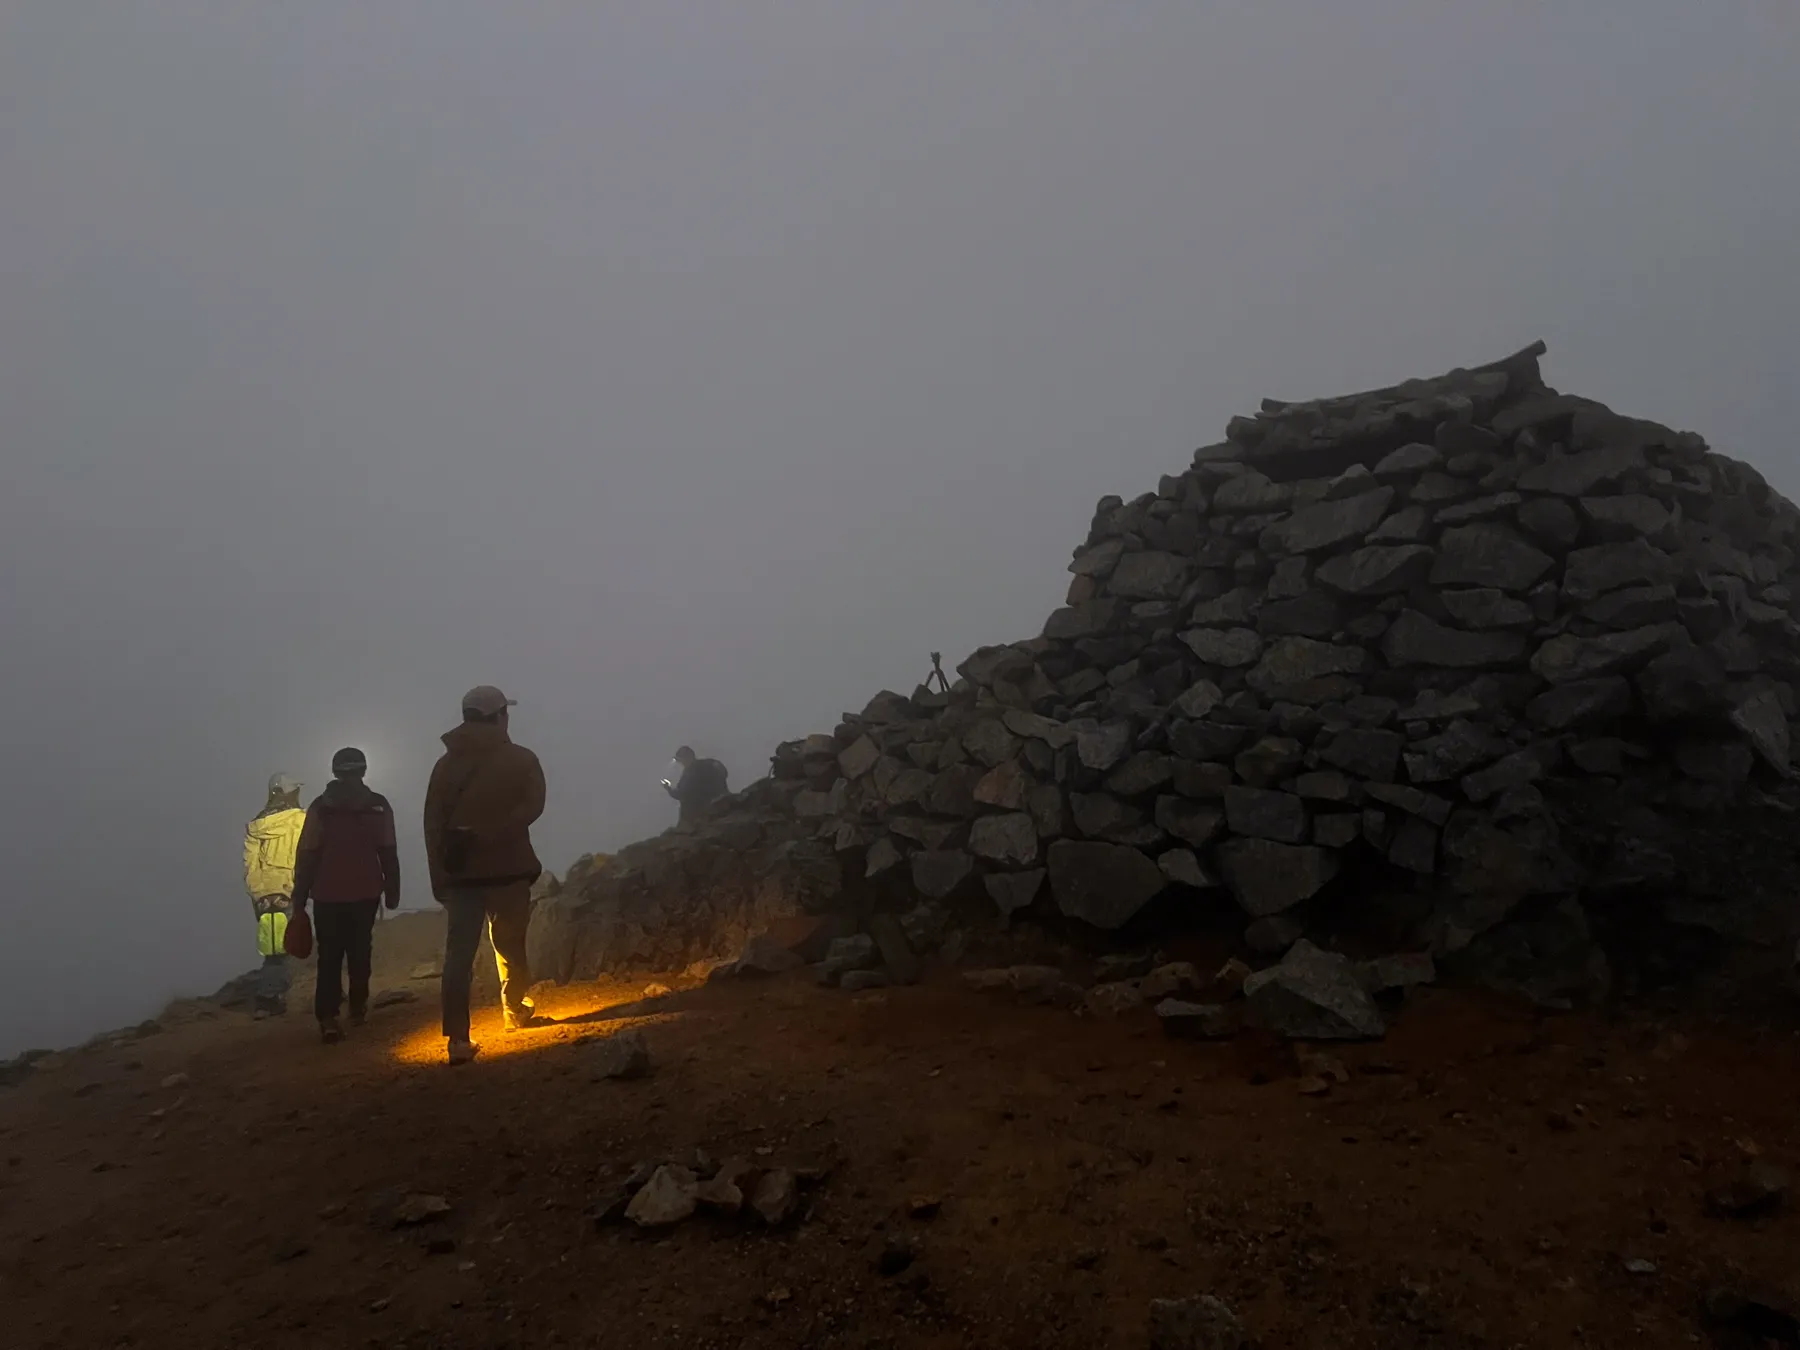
[1293,770,1353,802]
[590,1029,652,1081]
[750,1169,800,1226]
[1105,752,1177,797]
[984,869,1045,919]
[1435,491,1522,525]
[1217,839,1340,917]
[1155,1001,1240,1041]
[1403,718,1509,782]
[1518,436,1645,496]
[1086,982,1148,1016]
[159,1072,190,1090]
[1180,628,1264,668]
[733,933,805,976]
[973,759,1032,811]
[1582,583,1679,630]
[1705,1161,1788,1219]
[1526,677,1633,731]
[1233,736,1305,787]
[1530,624,1685,685]
[1374,442,1441,477]
[1076,722,1136,772]
[1158,848,1213,889]
[1312,813,1361,848]
[1357,953,1437,994]
[868,911,920,984]
[1154,797,1225,849]
[1440,587,1534,629]
[1462,744,1557,804]
[1383,610,1527,668]
[911,849,975,900]
[694,1173,745,1215]
[1369,505,1432,543]
[1244,915,1304,956]
[819,934,880,980]
[626,1166,699,1228]
[1095,952,1157,982]
[1109,550,1192,600]
[1317,728,1403,782]
[1517,496,1581,547]
[1070,792,1160,846]
[1223,787,1308,844]
[1147,1294,1248,1350]
[1261,488,1395,556]
[1047,841,1166,929]
[1731,688,1792,775]
[1361,782,1453,825]
[1173,680,1225,719]
[1386,818,1438,874]
[392,1193,452,1228]
[865,836,904,878]
[1315,545,1435,598]
[1140,962,1203,1000]
[1563,539,1676,602]
[838,736,881,781]
[969,813,1039,867]
[839,970,891,994]
[1243,940,1384,1040]
[1429,523,1555,592]
[1245,637,1368,702]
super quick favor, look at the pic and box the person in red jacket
[291,747,401,1043]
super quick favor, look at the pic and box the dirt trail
[2,912,1797,1349]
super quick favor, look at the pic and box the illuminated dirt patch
[388,980,685,1066]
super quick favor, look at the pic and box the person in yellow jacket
[243,772,307,1016]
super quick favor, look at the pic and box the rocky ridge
[531,342,1800,1016]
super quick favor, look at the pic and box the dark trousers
[313,899,379,1022]
[441,883,533,1042]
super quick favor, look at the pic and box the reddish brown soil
[2,913,1796,1350]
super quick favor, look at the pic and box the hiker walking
[290,748,401,1043]
[242,773,307,1016]
[424,686,548,1065]
[662,745,729,824]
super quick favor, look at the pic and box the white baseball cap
[461,685,517,716]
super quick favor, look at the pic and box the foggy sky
[3,3,1797,1056]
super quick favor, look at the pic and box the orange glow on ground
[388,979,685,1066]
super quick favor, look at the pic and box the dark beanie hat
[331,747,368,777]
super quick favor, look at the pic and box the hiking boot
[447,1040,480,1066]
[348,1006,367,1028]
[320,1018,344,1045]
[503,1000,549,1033]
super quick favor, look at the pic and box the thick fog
[2,4,1797,1056]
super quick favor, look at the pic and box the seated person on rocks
[662,746,729,824]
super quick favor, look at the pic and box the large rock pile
[536,342,1800,1005]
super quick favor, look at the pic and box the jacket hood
[315,779,381,809]
[441,721,513,752]
[246,807,305,839]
